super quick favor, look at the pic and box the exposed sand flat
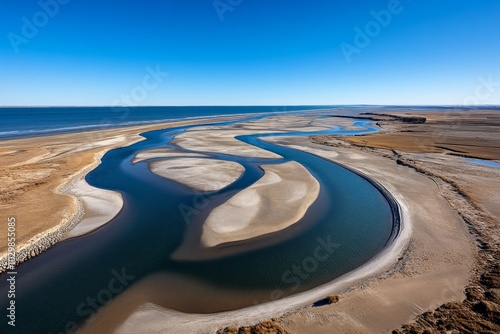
[310,116,374,130]
[173,128,281,158]
[202,161,320,247]
[149,157,244,192]
[171,161,320,260]
[171,114,334,159]
[224,114,332,132]
[132,148,208,163]
[0,135,138,273]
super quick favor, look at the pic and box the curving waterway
[0,114,397,333]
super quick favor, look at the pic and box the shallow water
[463,157,500,169]
[0,114,394,333]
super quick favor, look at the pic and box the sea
[0,106,344,139]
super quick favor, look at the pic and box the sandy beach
[2,110,498,333]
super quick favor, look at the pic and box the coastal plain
[1,110,499,333]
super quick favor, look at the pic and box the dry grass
[217,321,288,334]
[340,111,500,160]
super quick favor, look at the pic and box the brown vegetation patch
[217,321,288,334]
[336,111,500,160]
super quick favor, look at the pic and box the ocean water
[0,106,338,139]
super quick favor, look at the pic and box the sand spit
[62,177,123,240]
[150,157,245,192]
[171,161,320,260]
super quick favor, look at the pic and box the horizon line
[1,104,499,108]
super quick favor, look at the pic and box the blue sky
[0,0,499,106]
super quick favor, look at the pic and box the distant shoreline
[2,105,499,141]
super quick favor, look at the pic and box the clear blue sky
[1,0,499,106]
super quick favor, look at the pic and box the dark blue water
[0,113,395,334]
[0,106,339,139]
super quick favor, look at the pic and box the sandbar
[172,160,320,260]
[202,161,320,247]
[132,148,208,163]
[149,157,244,192]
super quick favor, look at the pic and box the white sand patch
[202,161,320,247]
[149,158,244,192]
[63,178,123,239]
[173,129,281,158]
[133,148,208,163]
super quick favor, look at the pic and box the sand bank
[62,177,123,240]
[173,128,281,158]
[132,148,208,163]
[150,157,244,192]
[172,114,333,159]
[202,161,320,247]
[171,161,320,260]
[327,110,499,332]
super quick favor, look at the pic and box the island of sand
[170,160,320,260]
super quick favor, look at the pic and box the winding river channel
[0,114,397,333]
